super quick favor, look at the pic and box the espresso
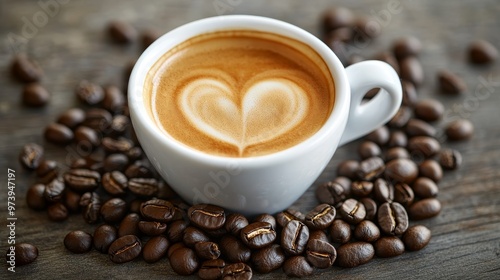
[145,30,334,157]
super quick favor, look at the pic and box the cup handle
[339,60,403,146]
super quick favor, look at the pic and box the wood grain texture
[1,0,500,279]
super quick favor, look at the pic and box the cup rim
[128,15,350,167]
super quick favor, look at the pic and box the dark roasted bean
[102,171,128,196]
[198,259,225,280]
[309,230,329,242]
[283,256,313,277]
[419,159,443,182]
[414,99,444,122]
[74,126,100,150]
[373,178,394,203]
[357,157,385,181]
[102,137,134,154]
[11,54,43,83]
[254,214,276,229]
[36,160,59,183]
[281,220,309,255]
[93,224,117,253]
[220,235,251,263]
[386,147,410,162]
[315,181,346,208]
[445,119,474,141]
[22,83,49,107]
[408,136,441,158]
[394,182,415,206]
[240,222,276,249]
[304,204,336,230]
[64,189,81,213]
[360,197,378,221]
[194,241,220,260]
[102,86,125,114]
[337,160,359,179]
[19,143,44,169]
[110,115,130,136]
[183,227,211,247]
[44,178,65,203]
[108,235,142,264]
[251,244,285,273]
[321,7,354,32]
[64,230,92,254]
[412,177,439,198]
[409,198,441,220]
[468,39,498,64]
[336,242,374,268]
[118,213,141,237]
[76,80,104,105]
[188,204,226,230]
[405,118,437,137]
[389,106,412,128]
[26,184,47,210]
[7,243,38,266]
[334,176,352,195]
[388,130,408,148]
[57,108,85,129]
[401,80,418,107]
[403,225,432,251]
[339,198,366,224]
[225,213,249,236]
[108,21,137,44]
[374,236,405,258]
[64,169,100,192]
[393,36,422,60]
[80,192,101,224]
[400,56,424,87]
[351,181,373,197]
[143,235,169,263]
[385,158,419,184]
[47,202,68,222]
[276,208,305,228]
[358,141,382,159]
[129,178,158,197]
[83,108,112,132]
[305,239,336,268]
[100,198,127,223]
[140,199,175,222]
[438,149,462,170]
[168,220,189,242]
[103,153,129,172]
[365,126,390,146]
[354,220,380,242]
[438,70,467,94]
[138,221,166,236]
[222,263,252,280]
[329,219,351,244]
[378,202,408,235]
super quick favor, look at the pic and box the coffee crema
[145,30,335,157]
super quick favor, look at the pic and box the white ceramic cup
[128,15,402,215]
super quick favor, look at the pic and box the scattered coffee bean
[22,83,50,107]
[109,114,130,136]
[83,108,113,132]
[412,177,439,198]
[385,147,410,162]
[193,241,220,260]
[251,244,285,273]
[354,17,378,40]
[339,198,366,224]
[283,255,313,277]
[329,219,352,244]
[306,239,336,269]
[19,143,44,170]
[64,189,82,213]
[183,226,211,247]
[401,80,418,107]
[406,118,437,137]
[374,236,405,258]
[373,178,394,203]
[93,224,118,253]
[419,159,443,182]
[80,191,101,224]
[74,126,101,150]
[222,262,252,280]
[388,131,408,148]
[64,230,92,254]
[11,54,43,83]
[188,204,226,230]
[137,221,166,236]
[102,137,134,154]
[108,235,142,264]
[143,235,169,263]
[254,213,277,229]
[304,203,336,230]
[321,7,354,32]
[400,56,424,87]
[44,178,65,203]
[102,86,125,114]
[315,181,346,208]
[118,213,141,237]
[224,213,248,236]
[357,157,385,181]
[354,220,380,242]
[64,168,100,192]
[334,176,352,195]
[351,181,373,197]
[468,39,498,64]
[168,220,188,242]
[129,178,159,197]
[276,208,305,228]
[365,126,390,146]
[414,99,444,122]
[47,202,69,222]
[409,198,441,220]
[281,220,310,255]
[393,183,415,206]
[26,184,47,210]
[358,141,382,159]
[336,242,374,268]
[403,225,431,251]
[360,197,378,221]
[309,230,329,242]
[36,160,59,184]
[445,119,474,141]
[438,70,467,94]
[378,202,408,235]
[198,259,225,280]
[75,80,104,105]
[6,243,38,266]
[102,171,128,196]
[337,159,360,179]
[108,21,137,44]
[438,149,462,170]
[140,199,175,222]
[44,123,74,145]
[393,36,422,60]
[240,222,276,249]
[220,235,251,263]
[168,242,186,259]
[103,153,129,172]
[389,106,412,129]
[100,198,127,223]
[57,108,85,129]
[408,136,441,158]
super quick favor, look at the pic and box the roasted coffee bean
[240,222,276,249]
[408,136,441,158]
[102,137,134,154]
[126,146,143,161]
[374,52,400,74]
[412,177,439,198]
[276,208,305,228]
[128,199,144,214]
[184,226,211,247]
[251,244,285,273]
[358,141,382,159]
[304,204,336,230]
[414,99,444,122]
[339,198,366,224]
[321,7,354,32]
[393,36,422,60]
[75,80,104,105]
[137,221,166,236]
[109,115,130,136]
[403,225,431,251]
[354,220,380,242]
[305,239,336,268]
[254,214,276,229]
[378,202,408,235]
[194,241,221,260]
[102,171,128,196]
[334,176,352,195]
[168,242,186,259]
[140,199,175,222]
[401,80,418,107]
[385,158,419,184]
[329,219,351,244]
[419,159,443,182]
[74,126,100,150]
[400,56,424,87]
[57,108,85,129]
[374,236,405,258]
[47,202,69,222]
[337,160,360,179]
[26,184,47,210]
[389,106,412,128]
[11,54,43,83]
[143,235,169,263]
[354,17,378,40]
[7,243,38,266]
[360,197,378,221]
[224,213,249,236]
[93,224,117,253]
[22,83,50,107]
[19,143,44,169]
[44,123,74,145]
[406,118,437,137]
[445,119,474,141]
[100,198,127,223]
[283,255,313,277]
[168,220,189,242]
[438,70,467,94]
[80,192,101,224]
[388,130,408,148]
[351,181,373,197]
[108,21,137,44]
[315,181,346,208]
[64,189,81,213]
[124,161,154,178]
[281,220,309,255]
[199,259,225,280]
[108,235,142,264]
[188,204,225,230]
[468,39,498,64]
[373,178,394,203]
[357,157,385,181]
[103,153,129,172]
[129,178,158,197]
[222,262,252,280]
[83,109,112,134]
[44,178,65,202]
[102,86,125,114]
[409,198,441,220]
[220,235,251,263]
[438,149,462,170]
[385,147,410,162]
[118,213,141,237]
[393,183,415,206]
[64,169,100,192]
[36,160,59,183]
[365,127,389,146]
[336,242,374,268]
[64,230,92,254]
[309,230,329,242]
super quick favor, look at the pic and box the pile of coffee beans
[10,6,491,278]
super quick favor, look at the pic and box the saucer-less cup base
[128,15,402,215]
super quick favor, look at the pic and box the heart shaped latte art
[179,76,309,154]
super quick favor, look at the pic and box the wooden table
[1,0,499,279]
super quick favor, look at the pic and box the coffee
[145,30,335,157]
